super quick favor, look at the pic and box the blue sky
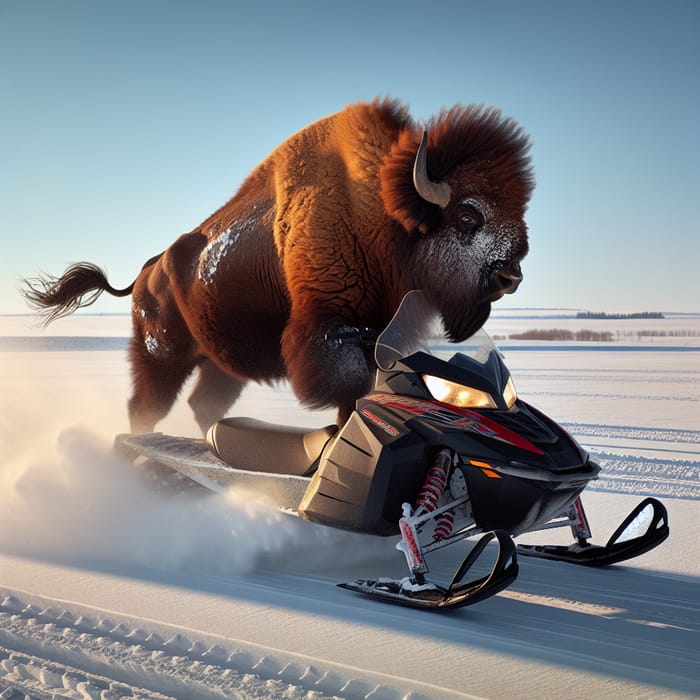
[1,0,698,315]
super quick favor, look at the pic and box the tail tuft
[20,262,134,325]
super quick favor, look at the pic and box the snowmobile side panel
[298,410,431,536]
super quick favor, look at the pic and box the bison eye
[457,204,483,236]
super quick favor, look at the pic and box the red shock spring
[415,450,450,513]
[433,510,455,541]
[415,450,455,540]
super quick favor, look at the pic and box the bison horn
[413,130,452,208]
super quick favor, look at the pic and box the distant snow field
[0,309,698,699]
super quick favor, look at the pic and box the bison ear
[380,130,449,235]
[413,131,451,208]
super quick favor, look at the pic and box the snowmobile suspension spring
[415,450,451,513]
[433,510,455,541]
[415,450,456,541]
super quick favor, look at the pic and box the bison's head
[381,105,534,341]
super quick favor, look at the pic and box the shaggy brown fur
[22,98,534,433]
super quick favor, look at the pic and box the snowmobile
[116,290,669,609]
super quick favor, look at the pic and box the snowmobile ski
[340,530,518,609]
[517,497,669,567]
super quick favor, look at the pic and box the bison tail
[21,262,135,326]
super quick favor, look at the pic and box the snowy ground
[0,310,698,699]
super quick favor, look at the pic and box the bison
[22,98,534,433]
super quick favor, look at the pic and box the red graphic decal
[360,408,400,437]
[368,393,542,454]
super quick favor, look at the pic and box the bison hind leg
[128,349,198,434]
[187,360,247,434]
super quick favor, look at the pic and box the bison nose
[487,267,523,301]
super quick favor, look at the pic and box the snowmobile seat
[206,417,338,477]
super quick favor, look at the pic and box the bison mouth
[440,263,523,342]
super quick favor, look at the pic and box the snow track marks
[563,423,700,500]
[564,423,700,445]
[0,594,427,700]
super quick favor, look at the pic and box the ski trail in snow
[0,590,470,700]
[552,422,700,500]
[563,423,700,444]
[2,536,697,700]
[589,453,700,500]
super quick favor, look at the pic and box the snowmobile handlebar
[324,327,379,346]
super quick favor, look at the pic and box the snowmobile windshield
[375,290,516,410]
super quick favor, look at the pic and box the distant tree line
[576,311,665,319]
[505,328,699,342]
[510,329,614,341]
[634,329,700,337]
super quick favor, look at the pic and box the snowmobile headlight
[503,376,517,409]
[422,375,498,409]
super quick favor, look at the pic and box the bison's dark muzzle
[486,266,523,301]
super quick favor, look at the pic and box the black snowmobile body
[209,370,597,539]
[119,291,669,609]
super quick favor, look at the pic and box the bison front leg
[282,318,374,425]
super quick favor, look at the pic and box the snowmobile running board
[115,432,309,510]
[517,497,669,567]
